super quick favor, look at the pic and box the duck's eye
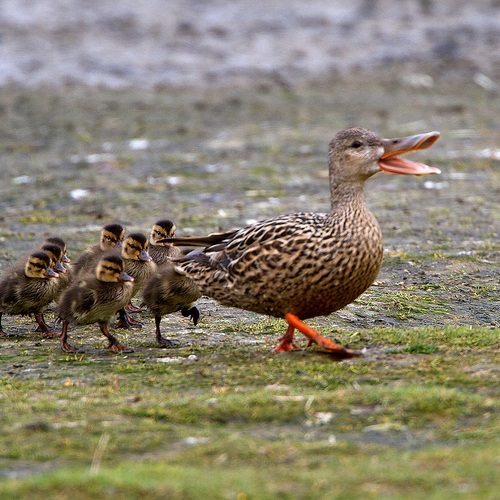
[351,140,362,149]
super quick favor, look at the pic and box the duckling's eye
[351,140,363,149]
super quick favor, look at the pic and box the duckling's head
[96,255,134,283]
[328,127,440,206]
[100,224,125,251]
[40,243,67,273]
[44,236,70,263]
[122,233,153,262]
[25,252,59,279]
[150,219,176,246]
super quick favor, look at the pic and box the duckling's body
[115,232,156,328]
[161,127,440,355]
[0,252,59,336]
[122,232,157,297]
[57,255,134,353]
[72,223,125,280]
[148,219,182,265]
[142,262,200,346]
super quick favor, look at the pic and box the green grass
[1,322,500,498]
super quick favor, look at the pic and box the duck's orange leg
[285,313,361,357]
[273,323,300,352]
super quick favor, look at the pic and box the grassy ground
[1,71,500,498]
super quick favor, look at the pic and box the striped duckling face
[122,233,152,262]
[95,255,134,283]
[40,243,67,274]
[24,252,59,279]
[150,220,176,246]
[100,224,125,251]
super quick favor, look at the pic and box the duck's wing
[70,284,98,316]
[171,213,321,277]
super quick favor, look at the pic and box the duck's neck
[329,179,366,214]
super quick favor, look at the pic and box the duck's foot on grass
[284,313,361,358]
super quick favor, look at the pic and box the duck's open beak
[118,271,134,282]
[379,131,441,175]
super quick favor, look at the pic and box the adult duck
[159,127,440,356]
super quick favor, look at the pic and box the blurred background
[0,0,500,261]
[1,0,499,88]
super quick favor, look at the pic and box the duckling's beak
[62,255,71,264]
[55,261,67,273]
[161,242,174,248]
[379,131,441,175]
[118,271,134,282]
[44,267,59,278]
[139,250,153,262]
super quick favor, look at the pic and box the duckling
[57,254,134,353]
[43,237,71,265]
[116,232,157,328]
[32,243,69,333]
[160,128,440,356]
[42,236,72,296]
[142,262,201,347]
[72,223,125,280]
[148,219,182,265]
[0,251,59,336]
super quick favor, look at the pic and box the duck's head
[122,233,153,262]
[96,254,134,283]
[329,127,440,184]
[44,236,70,263]
[40,243,67,273]
[25,252,59,279]
[100,223,125,251]
[150,219,176,247]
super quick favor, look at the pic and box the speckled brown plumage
[161,127,440,355]
[57,254,134,353]
[0,251,59,336]
[142,262,201,347]
[148,219,182,265]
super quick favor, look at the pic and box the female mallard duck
[57,254,134,353]
[72,223,125,280]
[115,232,157,328]
[0,251,59,336]
[142,262,201,347]
[159,127,440,356]
[148,219,182,265]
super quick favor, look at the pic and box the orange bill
[379,131,440,175]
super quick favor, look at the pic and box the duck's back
[143,262,200,316]
[177,210,383,320]
[72,245,103,279]
[58,278,133,325]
